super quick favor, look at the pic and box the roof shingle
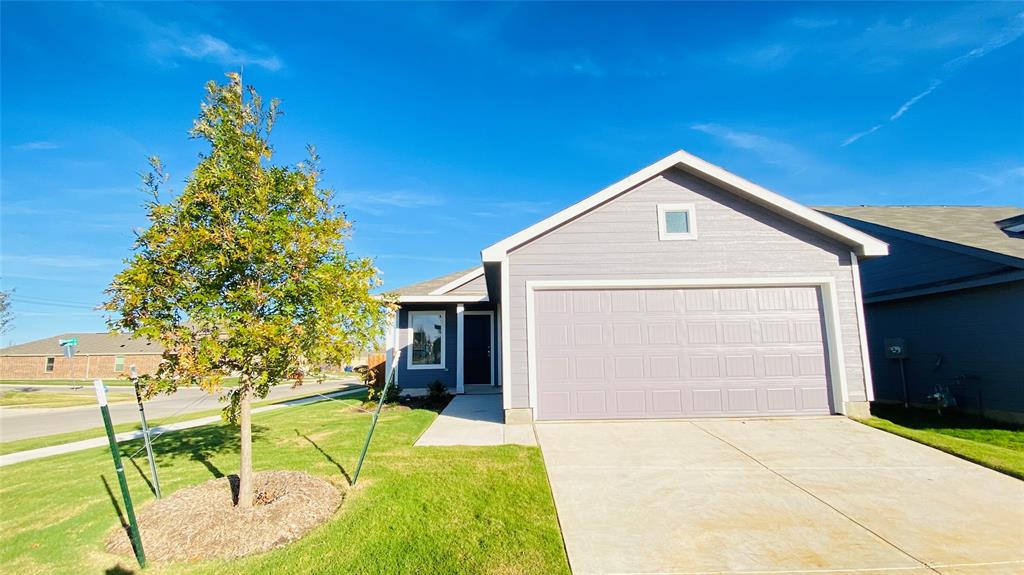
[391,266,484,297]
[818,206,1024,260]
[0,333,162,356]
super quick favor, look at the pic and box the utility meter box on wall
[884,338,909,359]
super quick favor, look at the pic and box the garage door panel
[534,287,833,420]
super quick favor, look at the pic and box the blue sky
[1,1,1022,346]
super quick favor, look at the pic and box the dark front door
[464,314,492,385]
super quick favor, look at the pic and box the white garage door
[533,287,833,420]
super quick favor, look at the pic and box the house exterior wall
[505,168,870,413]
[831,222,1012,298]
[864,280,1024,422]
[395,302,498,389]
[448,274,487,295]
[0,353,163,380]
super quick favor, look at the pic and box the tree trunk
[237,384,253,508]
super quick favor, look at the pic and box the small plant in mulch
[398,380,453,413]
[356,365,402,406]
[105,471,342,563]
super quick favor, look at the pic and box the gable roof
[481,149,889,261]
[392,266,487,302]
[1,332,162,356]
[818,206,1024,262]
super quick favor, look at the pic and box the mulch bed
[106,470,342,562]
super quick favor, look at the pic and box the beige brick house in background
[0,333,163,380]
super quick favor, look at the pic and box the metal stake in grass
[131,365,161,499]
[352,351,399,486]
[95,379,146,568]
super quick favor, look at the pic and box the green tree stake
[94,379,146,568]
[131,366,161,498]
[352,353,398,486]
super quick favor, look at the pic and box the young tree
[105,73,394,507]
[0,287,13,335]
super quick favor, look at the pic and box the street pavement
[0,378,361,442]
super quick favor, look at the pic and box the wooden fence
[367,352,386,385]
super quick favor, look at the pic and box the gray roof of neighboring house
[0,332,162,356]
[818,206,1024,260]
[392,266,483,297]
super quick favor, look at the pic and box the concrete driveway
[537,417,1024,575]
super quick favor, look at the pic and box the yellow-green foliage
[104,73,396,420]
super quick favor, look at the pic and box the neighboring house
[387,150,888,423]
[0,333,163,380]
[818,206,1024,423]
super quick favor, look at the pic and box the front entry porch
[414,394,535,446]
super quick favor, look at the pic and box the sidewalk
[0,386,364,467]
[414,394,536,447]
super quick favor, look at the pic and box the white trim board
[429,267,485,295]
[482,150,888,261]
[657,202,698,241]
[456,304,465,394]
[524,277,850,419]
[850,253,875,402]
[399,295,488,303]
[500,262,512,409]
[464,310,496,387]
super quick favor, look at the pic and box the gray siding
[506,168,869,410]
[448,273,487,295]
[396,302,498,389]
[864,280,1024,414]
[842,227,1011,298]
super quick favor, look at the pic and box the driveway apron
[537,417,1024,575]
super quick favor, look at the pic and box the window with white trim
[657,203,697,240]
[408,310,445,369]
[114,356,125,372]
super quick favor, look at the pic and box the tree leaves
[105,73,397,423]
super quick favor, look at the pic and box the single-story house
[386,150,889,423]
[818,206,1024,423]
[0,332,163,380]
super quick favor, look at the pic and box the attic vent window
[657,203,697,241]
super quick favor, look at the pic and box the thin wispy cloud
[375,254,476,265]
[119,4,283,72]
[342,190,445,216]
[1,255,118,269]
[842,11,1024,146]
[889,80,942,121]
[790,17,840,30]
[691,123,811,174]
[472,200,553,218]
[177,33,282,71]
[12,141,59,151]
[840,125,883,147]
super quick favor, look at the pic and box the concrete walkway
[538,417,1024,575]
[0,386,365,467]
[414,394,536,446]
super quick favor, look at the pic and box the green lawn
[0,394,569,575]
[857,404,1024,480]
[0,390,133,409]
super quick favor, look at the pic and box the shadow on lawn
[296,430,351,484]
[100,475,144,569]
[871,404,1023,432]
[127,422,268,479]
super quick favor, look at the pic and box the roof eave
[482,150,889,261]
